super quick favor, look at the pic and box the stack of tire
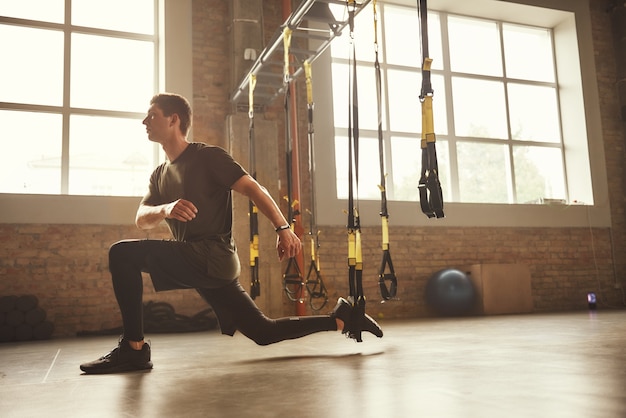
[0,295,54,342]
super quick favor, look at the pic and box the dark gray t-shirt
[141,143,247,282]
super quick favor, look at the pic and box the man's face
[142,104,173,143]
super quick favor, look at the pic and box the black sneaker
[80,338,153,374]
[330,297,383,339]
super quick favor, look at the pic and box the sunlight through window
[0,0,160,196]
[329,4,566,205]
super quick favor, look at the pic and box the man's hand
[276,228,302,261]
[164,199,198,222]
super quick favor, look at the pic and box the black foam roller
[14,323,33,341]
[16,295,39,312]
[25,307,46,326]
[6,310,24,327]
[0,295,17,313]
[33,321,54,340]
[0,323,14,342]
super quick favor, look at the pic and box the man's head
[148,93,192,136]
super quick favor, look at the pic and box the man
[80,93,382,374]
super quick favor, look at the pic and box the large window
[328,3,568,205]
[0,0,160,196]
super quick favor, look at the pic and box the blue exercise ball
[425,268,476,316]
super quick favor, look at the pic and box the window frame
[310,0,610,228]
[0,0,193,224]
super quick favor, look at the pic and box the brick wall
[1,0,624,337]
[590,0,626,285]
[316,224,621,318]
[0,221,619,337]
[0,224,209,337]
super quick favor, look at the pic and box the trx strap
[346,0,366,342]
[248,75,261,300]
[373,0,398,301]
[281,27,305,303]
[305,219,328,310]
[417,0,444,219]
[303,60,328,311]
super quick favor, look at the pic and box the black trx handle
[417,0,444,219]
[377,215,398,300]
[305,227,328,311]
[378,250,397,300]
[418,142,444,219]
[283,255,304,302]
[373,0,398,300]
[248,75,261,299]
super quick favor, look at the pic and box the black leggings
[108,239,337,344]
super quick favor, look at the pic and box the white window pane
[503,24,554,82]
[330,4,375,62]
[383,6,442,70]
[334,136,382,200]
[514,146,565,203]
[68,115,157,196]
[72,0,155,35]
[387,69,420,133]
[331,63,379,131]
[0,25,64,106]
[382,5,420,67]
[428,74,447,135]
[390,136,449,202]
[433,74,448,135]
[389,136,419,202]
[452,77,508,139]
[387,71,447,135]
[425,12,443,71]
[331,62,350,128]
[0,0,64,23]
[448,16,502,77]
[71,34,154,112]
[458,142,511,203]
[0,110,62,194]
[508,83,561,143]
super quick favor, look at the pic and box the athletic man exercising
[80,93,382,374]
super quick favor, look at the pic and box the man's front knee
[108,239,141,271]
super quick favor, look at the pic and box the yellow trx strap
[281,26,304,303]
[303,60,328,311]
[346,0,366,342]
[248,74,261,299]
[417,0,444,218]
[304,60,313,106]
[373,0,398,300]
[283,27,293,84]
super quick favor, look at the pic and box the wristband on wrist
[275,224,291,232]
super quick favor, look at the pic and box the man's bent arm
[231,175,289,229]
[135,204,167,230]
[136,199,198,230]
[232,174,301,260]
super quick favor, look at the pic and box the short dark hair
[150,93,192,136]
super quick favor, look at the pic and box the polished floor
[1,310,625,418]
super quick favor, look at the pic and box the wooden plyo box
[463,264,533,315]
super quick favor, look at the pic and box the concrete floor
[0,310,625,418]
